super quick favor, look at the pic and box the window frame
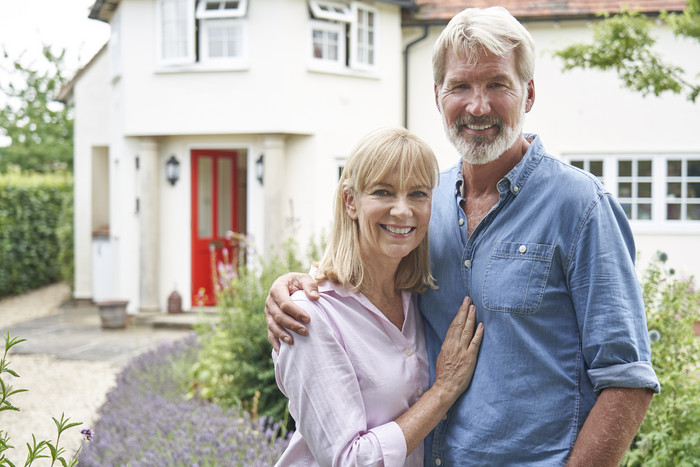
[156,0,196,67]
[309,19,346,71]
[198,18,248,66]
[195,0,248,19]
[564,153,700,233]
[349,2,377,71]
[308,0,379,75]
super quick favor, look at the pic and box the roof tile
[410,0,687,21]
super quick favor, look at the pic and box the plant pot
[97,300,129,329]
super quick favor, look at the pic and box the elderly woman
[272,127,484,466]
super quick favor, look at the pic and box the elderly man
[266,7,659,466]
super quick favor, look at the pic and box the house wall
[74,0,404,311]
[404,18,700,281]
[72,49,110,301]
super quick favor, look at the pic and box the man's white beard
[441,94,527,166]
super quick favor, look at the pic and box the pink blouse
[272,279,429,466]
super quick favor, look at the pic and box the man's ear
[434,83,441,112]
[525,79,535,113]
[343,188,358,220]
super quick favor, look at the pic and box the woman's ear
[343,188,358,220]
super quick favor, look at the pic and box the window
[308,0,377,73]
[156,0,248,68]
[617,159,653,220]
[566,154,700,227]
[666,159,700,221]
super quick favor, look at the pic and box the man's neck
[461,135,530,197]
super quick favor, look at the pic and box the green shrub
[192,234,322,423]
[0,171,73,297]
[623,253,700,466]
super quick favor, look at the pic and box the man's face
[436,49,534,165]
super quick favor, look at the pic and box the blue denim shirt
[421,135,660,466]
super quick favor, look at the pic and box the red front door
[191,150,238,306]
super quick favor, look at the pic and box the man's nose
[466,88,490,116]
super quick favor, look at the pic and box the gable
[409,0,687,21]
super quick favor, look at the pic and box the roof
[409,0,687,21]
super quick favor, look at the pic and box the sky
[0,0,110,72]
[0,0,110,144]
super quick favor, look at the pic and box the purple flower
[80,428,94,441]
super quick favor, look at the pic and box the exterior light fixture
[256,154,264,185]
[166,155,180,186]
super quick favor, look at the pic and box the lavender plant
[1,332,89,467]
[78,334,289,466]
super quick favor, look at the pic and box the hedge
[0,172,73,297]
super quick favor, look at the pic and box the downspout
[403,25,429,129]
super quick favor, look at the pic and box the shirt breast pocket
[482,241,555,314]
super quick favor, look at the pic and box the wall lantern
[166,155,180,186]
[256,154,264,185]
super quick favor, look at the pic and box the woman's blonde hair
[432,7,535,88]
[316,127,439,294]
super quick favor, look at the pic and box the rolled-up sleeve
[571,194,660,395]
[273,298,408,466]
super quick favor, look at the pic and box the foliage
[192,233,316,424]
[78,334,289,466]
[555,1,700,102]
[0,171,74,297]
[622,253,700,466]
[0,46,73,173]
[1,333,88,467]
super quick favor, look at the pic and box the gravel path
[1,283,120,466]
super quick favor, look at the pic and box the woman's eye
[372,189,390,196]
[411,191,428,198]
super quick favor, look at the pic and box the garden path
[0,283,191,466]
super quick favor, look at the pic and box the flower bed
[78,334,289,466]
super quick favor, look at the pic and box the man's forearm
[567,387,653,467]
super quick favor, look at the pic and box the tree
[554,0,700,102]
[0,46,73,173]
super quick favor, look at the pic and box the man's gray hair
[432,7,535,87]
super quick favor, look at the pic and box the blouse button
[404,348,413,356]
[417,387,424,396]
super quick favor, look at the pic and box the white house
[60,0,700,313]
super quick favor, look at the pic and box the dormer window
[156,0,248,69]
[308,0,377,73]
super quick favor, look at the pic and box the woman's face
[345,172,432,268]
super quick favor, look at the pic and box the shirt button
[459,218,464,226]
[435,459,442,466]
[513,186,519,193]
[442,414,448,420]
[464,259,471,268]
[404,348,413,356]
[519,245,527,253]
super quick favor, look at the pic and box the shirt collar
[454,133,545,198]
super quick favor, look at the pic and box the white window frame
[198,18,248,66]
[196,0,247,19]
[308,0,378,75]
[310,0,352,22]
[309,19,346,70]
[349,2,377,71]
[156,0,196,67]
[563,153,700,233]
